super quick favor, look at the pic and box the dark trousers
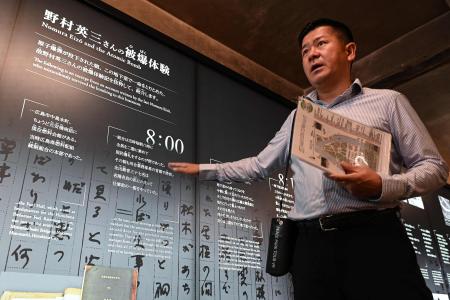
[290,210,433,300]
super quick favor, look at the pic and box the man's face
[301,26,354,88]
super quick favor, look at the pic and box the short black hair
[298,18,354,45]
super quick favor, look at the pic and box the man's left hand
[325,161,382,199]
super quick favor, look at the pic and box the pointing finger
[168,162,186,171]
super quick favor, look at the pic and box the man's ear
[346,42,357,63]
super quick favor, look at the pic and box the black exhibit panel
[196,65,294,299]
[401,191,450,299]
[1,0,449,300]
[401,198,448,295]
[0,0,297,299]
[0,0,196,298]
[424,188,450,295]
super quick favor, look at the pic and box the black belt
[295,207,400,232]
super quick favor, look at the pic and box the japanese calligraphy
[0,163,11,183]
[54,250,64,262]
[11,244,32,268]
[29,189,38,207]
[154,282,170,298]
[94,184,106,201]
[181,222,192,235]
[53,221,71,240]
[182,282,190,295]
[84,254,100,265]
[181,265,190,278]
[88,232,101,245]
[157,259,166,270]
[63,180,84,193]
[31,172,45,183]
[180,204,194,216]
[131,254,144,272]
[256,285,266,299]
[182,243,193,253]
[133,234,144,248]
[96,166,107,174]
[161,180,172,196]
[92,206,101,218]
[0,138,16,161]
[199,244,211,259]
[33,154,51,165]
[201,224,211,240]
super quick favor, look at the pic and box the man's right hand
[168,162,200,175]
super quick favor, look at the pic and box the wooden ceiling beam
[99,0,303,102]
[353,12,450,88]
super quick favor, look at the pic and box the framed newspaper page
[291,98,392,175]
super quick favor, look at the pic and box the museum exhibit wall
[0,0,449,299]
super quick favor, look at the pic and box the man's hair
[297,18,354,45]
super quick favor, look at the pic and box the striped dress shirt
[199,79,449,220]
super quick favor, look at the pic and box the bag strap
[278,109,297,219]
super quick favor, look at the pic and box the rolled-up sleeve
[198,110,296,182]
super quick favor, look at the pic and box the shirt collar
[305,78,363,107]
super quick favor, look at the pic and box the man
[169,18,449,299]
